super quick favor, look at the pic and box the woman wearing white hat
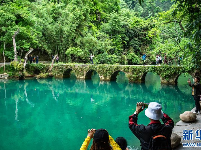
[128,102,174,150]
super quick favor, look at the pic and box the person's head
[194,77,200,83]
[145,102,163,121]
[115,137,127,150]
[90,129,112,150]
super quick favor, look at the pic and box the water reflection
[177,73,192,95]
[0,78,194,150]
[24,82,35,107]
[110,71,129,90]
[15,98,19,121]
[86,71,100,89]
[145,72,161,93]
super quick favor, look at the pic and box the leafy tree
[146,6,195,68]
[124,0,173,18]
[174,0,201,68]
[138,0,201,68]
[0,0,169,65]
[0,0,40,60]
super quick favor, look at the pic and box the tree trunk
[12,29,19,62]
[24,48,34,71]
[3,42,6,73]
[48,55,58,72]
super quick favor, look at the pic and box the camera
[137,102,149,108]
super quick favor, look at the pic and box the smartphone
[143,103,149,108]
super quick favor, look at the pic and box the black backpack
[148,134,172,150]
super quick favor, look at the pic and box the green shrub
[127,53,141,65]
[96,53,120,64]
[21,59,25,63]
[26,63,47,74]
[10,61,23,71]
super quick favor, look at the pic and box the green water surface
[0,73,194,150]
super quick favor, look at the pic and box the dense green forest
[0,0,200,69]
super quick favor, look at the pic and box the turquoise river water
[0,72,194,150]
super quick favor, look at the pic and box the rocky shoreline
[173,107,201,150]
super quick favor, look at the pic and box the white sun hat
[145,102,164,120]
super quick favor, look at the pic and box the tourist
[56,56,59,63]
[142,54,146,65]
[156,55,159,65]
[115,137,129,150]
[90,53,94,64]
[29,55,33,64]
[36,55,39,64]
[128,102,174,150]
[187,77,201,114]
[80,128,121,150]
[158,55,162,65]
[33,56,36,63]
[177,56,182,66]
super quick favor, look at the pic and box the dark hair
[93,129,109,143]
[90,129,112,150]
[195,76,200,82]
[115,137,127,150]
[90,140,112,150]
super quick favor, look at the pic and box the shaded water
[0,73,194,150]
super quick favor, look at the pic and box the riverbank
[174,107,201,150]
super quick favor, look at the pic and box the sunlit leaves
[127,52,140,64]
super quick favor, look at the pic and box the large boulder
[171,133,181,149]
[180,111,196,122]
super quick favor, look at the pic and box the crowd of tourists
[27,55,62,64]
[80,102,174,150]
[28,55,39,64]
[141,53,182,66]
[155,54,182,66]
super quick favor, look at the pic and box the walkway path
[0,62,179,67]
[0,62,10,65]
[174,107,201,149]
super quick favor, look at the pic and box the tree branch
[48,55,58,72]
[12,29,20,62]
[24,48,34,71]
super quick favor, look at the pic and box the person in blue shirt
[142,54,146,65]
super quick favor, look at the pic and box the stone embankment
[174,107,201,150]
